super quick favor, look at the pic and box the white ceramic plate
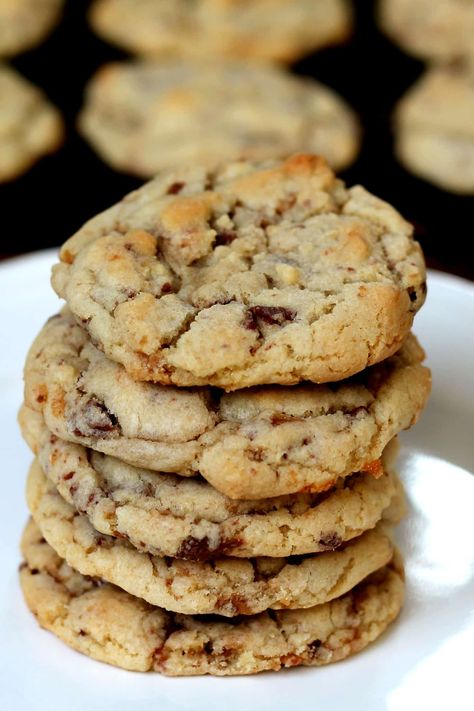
[0,251,473,711]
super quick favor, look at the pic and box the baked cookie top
[23,312,430,497]
[79,60,359,177]
[27,459,394,617]
[52,155,426,390]
[24,425,403,559]
[0,0,63,57]
[395,66,474,194]
[0,65,63,182]
[378,0,474,62]
[89,0,352,64]
[20,519,404,675]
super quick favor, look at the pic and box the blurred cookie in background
[79,60,359,178]
[0,0,64,57]
[89,0,353,64]
[394,65,474,194]
[0,65,63,183]
[378,0,474,63]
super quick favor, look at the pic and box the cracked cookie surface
[23,311,430,497]
[19,426,403,558]
[395,65,474,194]
[20,519,404,675]
[79,59,359,177]
[89,0,352,64]
[52,154,426,390]
[0,0,64,57]
[378,0,474,63]
[27,459,395,616]
[0,65,63,182]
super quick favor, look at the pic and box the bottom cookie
[20,519,405,676]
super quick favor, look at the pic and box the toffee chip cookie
[20,519,405,675]
[51,154,426,390]
[20,426,402,559]
[23,312,431,497]
[79,60,359,177]
[89,0,352,64]
[394,65,474,194]
[378,0,474,63]
[0,0,64,57]
[27,460,395,617]
[0,65,63,183]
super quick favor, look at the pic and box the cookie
[78,60,357,177]
[394,65,474,194]
[89,0,352,64]
[20,519,405,675]
[27,459,395,617]
[78,60,359,178]
[22,311,430,497]
[21,425,402,558]
[51,154,426,390]
[0,0,63,57]
[0,65,63,183]
[378,0,474,63]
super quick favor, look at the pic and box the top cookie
[378,0,474,63]
[78,59,359,177]
[0,0,64,57]
[52,155,426,390]
[89,0,352,64]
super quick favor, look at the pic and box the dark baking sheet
[1,0,473,278]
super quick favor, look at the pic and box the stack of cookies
[18,154,431,676]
